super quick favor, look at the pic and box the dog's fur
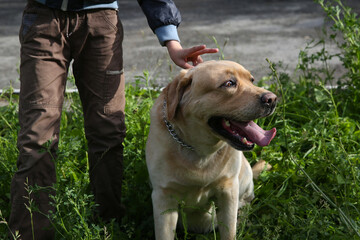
[146,60,276,240]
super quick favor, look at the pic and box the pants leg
[9,2,70,239]
[10,5,126,239]
[72,9,126,222]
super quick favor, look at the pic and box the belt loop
[61,0,68,11]
[65,15,69,37]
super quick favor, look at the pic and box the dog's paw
[252,159,272,180]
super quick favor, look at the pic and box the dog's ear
[164,69,193,121]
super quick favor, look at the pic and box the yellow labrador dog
[146,60,277,240]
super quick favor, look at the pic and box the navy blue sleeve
[137,0,182,33]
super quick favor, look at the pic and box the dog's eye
[221,80,237,88]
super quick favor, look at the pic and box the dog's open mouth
[208,117,276,151]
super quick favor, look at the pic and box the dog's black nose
[261,92,277,107]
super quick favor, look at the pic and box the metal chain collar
[162,99,195,151]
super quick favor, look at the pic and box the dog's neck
[163,99,195,151]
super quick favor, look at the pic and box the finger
[192,56,203,66]
[184,45,207,56]
[183,62,195,69]
[175,58,194,69]
[189,48,219,58]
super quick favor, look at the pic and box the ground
[0,0,359,90]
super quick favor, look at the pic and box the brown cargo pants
[9,1,126,239]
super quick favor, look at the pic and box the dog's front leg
[216,183,239,240]
[152,189,179,240]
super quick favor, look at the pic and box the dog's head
[164,60,277,151]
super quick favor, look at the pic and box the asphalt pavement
[1,0,359,90]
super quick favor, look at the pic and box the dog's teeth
[242,137,248,144]
[224,120,231,127]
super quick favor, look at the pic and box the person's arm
[137,0,181,38]
[138,0,218,69]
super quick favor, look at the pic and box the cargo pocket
[104,69,125,115]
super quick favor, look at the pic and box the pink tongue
[230,120,276,147]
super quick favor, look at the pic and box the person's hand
[166,40,219,69]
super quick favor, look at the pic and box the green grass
[1,0,359,239]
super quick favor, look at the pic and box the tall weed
[240,1,360,238]
[316,0,360,118]
[0,89,19,238]
[120,71,160,239]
